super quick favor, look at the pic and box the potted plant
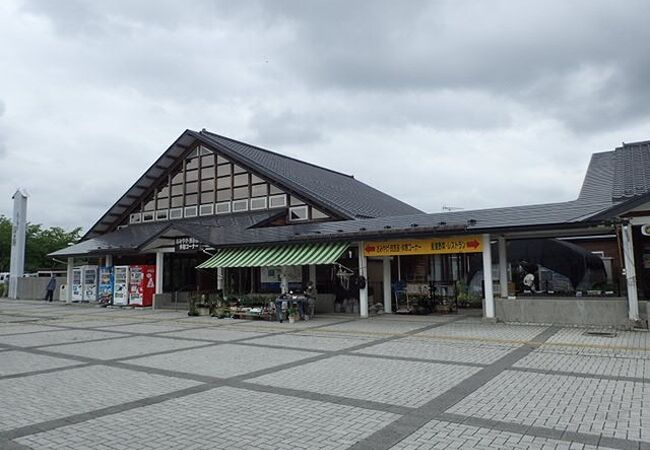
[287,306,298,324]
[187,295,199,317]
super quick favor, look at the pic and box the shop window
[232,199,249,212]
[156,210,168,221]
[169,208,183,220]
[233,186,249,200]
[199,204,214,216]
[171,196,183,208]
[157,198,169,209]
[250,197,267,210]
[289,205,309,221]
[215,201,231,214]
[171,184,183,196]
[185,169,198,182]
[251,184,268,197]
[184,206,198,218]
[234,173,249,187]
[200,166,215,179]
[200,179,214,192]
[200,190,215,203]
[185,193,198,206]
[311,208,329,220]
[269,194,287,208]
[129,213,141,224]
[142,212,155,222]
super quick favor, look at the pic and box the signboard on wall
[364,235,484,257]
[175,237,202,252]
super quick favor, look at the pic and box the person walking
[45,275,56,302]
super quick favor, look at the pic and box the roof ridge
[199,129,355,179]
[619,139,650,148]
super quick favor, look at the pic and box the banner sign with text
[364,235,483,257]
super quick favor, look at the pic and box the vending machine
[98,266,114,304]
[128,265,156,307]
[113,265,130,306]
[71,268,83,301]
[82,265,98,302]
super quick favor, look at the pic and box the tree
[0,215,82,272]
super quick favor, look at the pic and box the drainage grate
[583,330,617,338]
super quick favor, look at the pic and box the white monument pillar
[482,234,495,319]
[9,189,28,299]
[382,257,392,313]
[498,236,508,298]
[155,252,164,295]
[622,224,640,321]
[358,242,369,318]
[66,257,74,303]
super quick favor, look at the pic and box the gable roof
[198,130,422,219]
[83,129,422,240]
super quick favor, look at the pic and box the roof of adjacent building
[54,138,650,258]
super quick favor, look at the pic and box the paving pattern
[0,299,649,449]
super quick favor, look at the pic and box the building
[51,131,650,327]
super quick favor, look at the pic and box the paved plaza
[1,300,649,449]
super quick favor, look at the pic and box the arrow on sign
[467,239,480,249]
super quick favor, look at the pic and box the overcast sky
[1,0,650,231]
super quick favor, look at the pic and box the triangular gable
[83,129,344,240]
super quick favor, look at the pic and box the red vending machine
[128,265,156,307]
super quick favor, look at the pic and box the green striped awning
[197,242,349,269]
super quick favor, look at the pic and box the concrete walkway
[1,299,649,449]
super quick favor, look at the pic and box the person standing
[45,275,56,302]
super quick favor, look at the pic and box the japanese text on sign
[175,237,201,252]
[364,236,483,257]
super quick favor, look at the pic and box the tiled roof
[612,140,650,201]
[198,130,423,219]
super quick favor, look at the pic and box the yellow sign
[364,235,484,257]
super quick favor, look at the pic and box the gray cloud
[1,0,650,229]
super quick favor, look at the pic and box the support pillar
[66,257,74,303]
[358,242,369,318]
[622,224,640,321]
[498,236,508,299]
[280,266,288,294]
[382,257,392,313]
[482,234,495,319]
[105,255,113,267]
[155,252,164,295]
[217,267,224,291]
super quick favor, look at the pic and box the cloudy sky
[1,0,650,231]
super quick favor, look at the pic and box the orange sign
[364,235,483,257]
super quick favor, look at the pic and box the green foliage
[0,215,81,273]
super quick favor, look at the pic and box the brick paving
[1,299,649,449]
